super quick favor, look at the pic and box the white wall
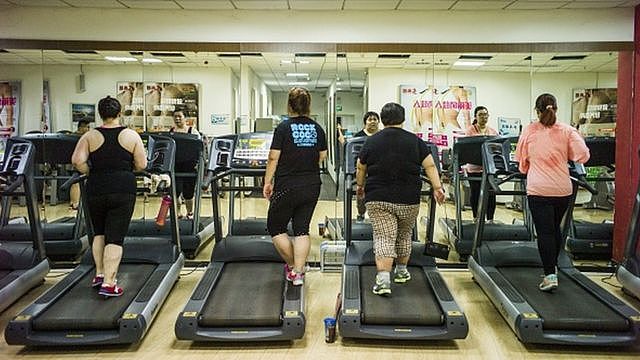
[336,91,365,133]
[271,91,328,123]
[368,68,617,128]
[240,64,273,132]
[0,8,632,43]
[1,64,235,136]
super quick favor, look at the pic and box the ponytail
[534,93,557,127]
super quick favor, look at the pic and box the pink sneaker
[285,264,295,281]
[91,275,104,288]
[99,283,123,297]
[290,271,304,286]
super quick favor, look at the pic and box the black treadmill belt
[460,223,529,240]
[360,265,443,326]
[499,267,629,332]
[199,262,284,327]
[32,263,156,331]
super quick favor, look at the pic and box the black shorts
[175,177,196,200]
[88,193,136,246]
[267,185,321,237]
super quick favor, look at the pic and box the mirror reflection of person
[170,110,201,219]
[69,120,91,210]
[338,111,380,221]
[464,106,498,223]
[0,82,15,129]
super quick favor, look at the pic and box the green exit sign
[336,105,342,111]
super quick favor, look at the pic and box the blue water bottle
[324,317,336,343]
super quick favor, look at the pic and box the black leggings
[267,185,321,237]
[88,193,136,246]
[175,162,196,200]
[528,195,571,275]
[469,177,496,220]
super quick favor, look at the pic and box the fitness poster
[116,81,145,131]
[571,88,617,137]
[0,81,21,165]
[145,82,199,132]
[400,84,476,148]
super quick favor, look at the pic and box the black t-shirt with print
[271,116,327,190]
[358,127,431,205]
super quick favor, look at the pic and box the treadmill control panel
[1,140,33,175]
[208,132,273,172]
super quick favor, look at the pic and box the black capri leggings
[267,184,321,237]
[88,193,136,246]
[175,162,197,200]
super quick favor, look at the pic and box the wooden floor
[2,193,639,358]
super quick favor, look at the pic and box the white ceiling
[0,49,618,92]
[0,0,638,10]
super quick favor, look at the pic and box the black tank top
[86,127,136,196]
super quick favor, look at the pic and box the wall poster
[0,81,20,166]
[400,85,476,148]
[116,81,144,130]
[571,88,617,137]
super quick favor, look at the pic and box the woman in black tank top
[170,110,200,218]
[72,96,147,298]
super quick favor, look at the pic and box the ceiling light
[142,58,162,63]
[286,73,309,77]
[105,56,137,62]
[281,59,293,64]
[299,60,310,64]
[336,88,343,91]
[288,81,308,86]
[453,60,485,67]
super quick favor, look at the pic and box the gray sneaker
[372,277,391,296]
[539,274,558,292]
[394,269,411,283]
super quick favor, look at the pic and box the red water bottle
[156,195,172,226]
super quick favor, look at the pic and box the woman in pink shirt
[465,106,499,223]
[515,93,590,292]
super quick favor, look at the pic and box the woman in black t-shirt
[338,111,380,221]
[263,87,327,286]
[357,102,446,296]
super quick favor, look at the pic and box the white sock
[377,271,390,284]
[396,264,407,273]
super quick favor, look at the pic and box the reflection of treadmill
[616,147,640,300]
[566,137,614,260]
[126,132,215,258]
[339,137,468,340]
[175,132,304,341]
[469,138,640,345]
[439,136,531,261]
[326,139,373,241]
[0,133,88,261]
[0,139,50,313]
[5,136,184,346]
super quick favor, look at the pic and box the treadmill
[566,137,614,260]
[126,132,215,258]
[439,136,531,261]
[616,147,640,299]
[468,138,640,345]
[0,133,88,262]
[325,137,373,241]
[175,132,305,341]
[338,137,468,340]
[5,135,185,346]
[0,138,50,313]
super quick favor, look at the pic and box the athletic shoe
[99,283,124,297]
[91,275,104,288]
[538,274,558,292]
[394,269,411,283]
[285,264,295,281]
[186,213,194,220]
[356,215,365,222]
[290,271,305,286]
[372,277,391,296]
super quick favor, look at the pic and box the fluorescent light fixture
[142,58,162,63]
[336,88,343,91]
[453,60,485,67]
[299,60,310,64]
[288,81,308,86]
[336,82,342,85]
[286,73,309,77]
[105,56,138,62]
[281,59,293,64]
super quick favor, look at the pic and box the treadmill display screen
[232,132,273,167]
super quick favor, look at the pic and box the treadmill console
[208,132,273,172]
[146,135,176,174]
[1,139,33,176]
[344,137,366,175]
